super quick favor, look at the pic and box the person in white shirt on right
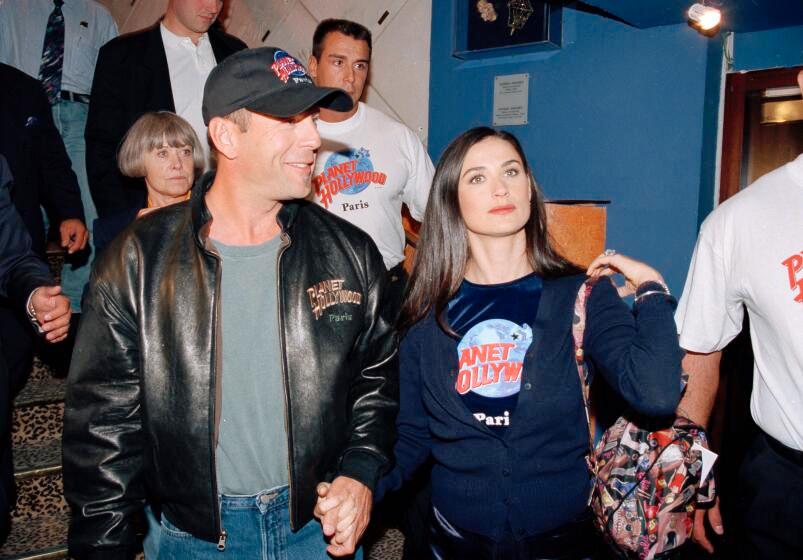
[675,70,803,560]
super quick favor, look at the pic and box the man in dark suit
[0,155,73,542]
[0,63,87,259]
[85,0,246,222]
[0,62,87,381]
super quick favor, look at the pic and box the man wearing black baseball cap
[63,47,398,559]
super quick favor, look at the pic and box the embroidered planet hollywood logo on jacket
[306,278,362,320]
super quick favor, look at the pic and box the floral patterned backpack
[572,279,716,559]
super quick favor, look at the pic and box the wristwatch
[26,288,45,334]
[634,280,671,304]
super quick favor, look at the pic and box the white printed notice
[493,73,529,126]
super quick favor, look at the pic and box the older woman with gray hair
[93,111,204,255]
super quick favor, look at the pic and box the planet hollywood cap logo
[271,50,308,83]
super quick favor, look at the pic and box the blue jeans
[51,100,95,311]
[143,504,160,559]
[157,487,362,560]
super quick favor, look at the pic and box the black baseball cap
[202,47,353,125]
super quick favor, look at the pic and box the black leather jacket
[63,177,399,558]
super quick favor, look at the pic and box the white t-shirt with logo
[675,154,803,451]
[312,102,434,270]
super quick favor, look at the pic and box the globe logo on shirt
[323,148,374,195]
[456,319,532,398]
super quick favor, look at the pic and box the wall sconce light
[688,3,722,32]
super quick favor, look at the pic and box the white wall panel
[221,2,261,47]
[299,0,409,40]
[227,0,299,48]
[94,0,134,30]
[362,84,397,120]
[366,0,431,144]
[256,1,317,61]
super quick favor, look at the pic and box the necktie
[38,0,65,105]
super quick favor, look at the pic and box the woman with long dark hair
[320,127,683,559]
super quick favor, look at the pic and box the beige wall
[97,0,432,145]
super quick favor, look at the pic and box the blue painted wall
[428,6,711,293]
[732,24,803,71]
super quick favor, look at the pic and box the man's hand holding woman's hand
[313,476,372,557]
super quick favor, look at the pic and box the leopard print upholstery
[13,471,68,522]
[0,510,68,557]
[367,527,405,560]
[14,376,65,408]
[29,355,56,383]
[14,438,61,473]
[12,401,63,447]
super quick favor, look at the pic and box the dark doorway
[721,65,803,199]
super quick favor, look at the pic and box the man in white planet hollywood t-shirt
[308,18,434,313]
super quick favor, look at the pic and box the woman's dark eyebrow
[462,160,521,178]
[461,165,485,178]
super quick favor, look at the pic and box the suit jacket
[0,63,85,256]
[0,156,55,306]
[85,22,246,218]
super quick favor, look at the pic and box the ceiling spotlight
[688,3,722,31]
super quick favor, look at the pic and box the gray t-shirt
[214,236,289,495]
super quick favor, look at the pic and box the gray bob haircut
[118,111,205,178]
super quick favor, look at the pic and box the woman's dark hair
[398,127,581,334]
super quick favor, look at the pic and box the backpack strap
[572,278,600,492]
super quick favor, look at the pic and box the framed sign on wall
[454,0,562,59]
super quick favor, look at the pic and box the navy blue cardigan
[378,274,682,541]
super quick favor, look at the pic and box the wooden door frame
[719,65,803,202]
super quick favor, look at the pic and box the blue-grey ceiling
[576,0,803,32]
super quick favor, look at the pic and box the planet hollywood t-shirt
[311,102,433,270]
[447,273,542,434]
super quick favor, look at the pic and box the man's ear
[208,117,237,161]
[308,55,318,81]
